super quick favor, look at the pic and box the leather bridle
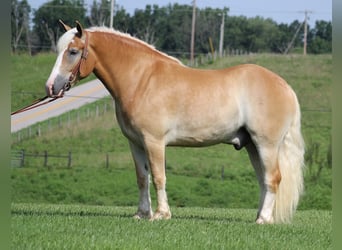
[64,31,89,92]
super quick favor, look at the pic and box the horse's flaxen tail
[274,96,305,223]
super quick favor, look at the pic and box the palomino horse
[46,21,304,224]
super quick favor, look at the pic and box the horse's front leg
[129,142,153,219]
[145,139,171,220]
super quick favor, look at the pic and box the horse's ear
[59,19,71,32]
[75,20,83,38]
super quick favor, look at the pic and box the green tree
[32,0,86,52]
[11,0,31,53]
[158,4,193,54]
[127,4,193,55]
[112,6,131,32]
[195,7,228,54]
[235,17,280,53]
[130,4,159,45]
[88,0,110,27]
[224,16,249,51]
[308,21,332,54]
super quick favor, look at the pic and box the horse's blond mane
[87,27,183,65]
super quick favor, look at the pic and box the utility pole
[110,0,115,28]
[219,11,225,58]
[302,10,312,56]
[190,0,196,66]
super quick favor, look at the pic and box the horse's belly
[167,136,222,147]
[165,125,238,147]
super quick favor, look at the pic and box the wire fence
[11,149,72,168]
[12,97,115,143]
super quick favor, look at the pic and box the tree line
[12,0,331,56]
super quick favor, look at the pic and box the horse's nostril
[52,85,57,96]
[64,82,71,91]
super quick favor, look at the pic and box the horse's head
[46,20,95,97]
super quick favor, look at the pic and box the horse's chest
[115,103,142,145]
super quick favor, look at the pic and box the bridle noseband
[64,31,89,92]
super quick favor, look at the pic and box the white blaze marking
[45,49,66,92]
[45,28,78,94]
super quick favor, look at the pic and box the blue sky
[28,0,332,27]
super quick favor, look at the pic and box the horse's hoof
[256,216,274,224]
[133,211,153,220]
[150,211,171,221]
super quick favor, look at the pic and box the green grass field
[12,203,331,249]
[11,53,331,249]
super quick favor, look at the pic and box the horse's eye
[69,49,78,55]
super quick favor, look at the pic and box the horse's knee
[152,175,166,190]
[150,164,166,189]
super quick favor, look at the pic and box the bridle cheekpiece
[64,31,89,92]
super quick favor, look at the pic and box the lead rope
[11,95,62,115]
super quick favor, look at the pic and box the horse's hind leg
[245,142,266,221]
[251,143,281,224]
[247,143,281,224]
[129,142,153,219]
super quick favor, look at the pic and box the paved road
[11,79,111,133]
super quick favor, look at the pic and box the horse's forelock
[57,28,78,53]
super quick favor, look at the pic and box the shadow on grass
[172,214,251,223]
[12,204,253,223]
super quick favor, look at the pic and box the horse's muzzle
[46,74,71,97]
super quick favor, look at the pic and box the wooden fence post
[20,149,25,167]
[68,112,71,127]
[68,151,72,168]
[44,150,48,167]
[104,102,107,113]
[37,124,41,137]
[106,153,109,168]
[96,105,99,117]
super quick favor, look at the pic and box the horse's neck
[90,31,153,101]
[90,31,183,109]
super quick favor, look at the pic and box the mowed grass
[12,203,331,249]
